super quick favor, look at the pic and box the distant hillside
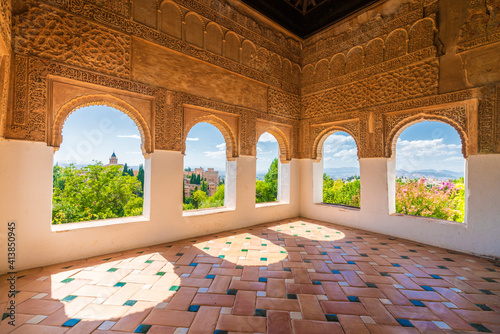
[55,162,142,170]
[396,169,463,180]
[323,167,360,179]
[322,167,462,180]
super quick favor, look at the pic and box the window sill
[255,201,288,208]
[390,213,467,227]
[51,215,149,232]
[315,202,361,211]
[183,207,235,217]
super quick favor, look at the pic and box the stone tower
[109,151,118,165]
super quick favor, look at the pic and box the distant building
[109,151,118,165]
[104,151,138,175]
[183,167,220,197]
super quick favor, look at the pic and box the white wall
[0,141,300,273]
[1,139,498,274]
[300,156,500,259]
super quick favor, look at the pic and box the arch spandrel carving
[383,99,479,159]
[183,106,239,160]
[51,94,154,156]
[255,120,293,163]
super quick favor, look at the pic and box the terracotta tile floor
[1,218,500,333]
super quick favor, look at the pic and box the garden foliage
[52,163,143,224]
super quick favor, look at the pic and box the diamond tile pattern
[1,218,499,333]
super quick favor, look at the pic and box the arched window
[183,123,226,210]
[256,132,279,203]
[52,106,148,224]
[394,121,465,222]
[321,131,360,207]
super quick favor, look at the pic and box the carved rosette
[13,4,131,79]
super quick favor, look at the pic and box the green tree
[52,162,143,224]
[192,189,208,209]
[53,165,66,191]
[136,164,144,191]
[256,158,278,203]
[122,163,129,176]
[200,184,225,208]
[200,180,208,194]
[322,174,360,207]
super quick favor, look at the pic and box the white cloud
[204,150,225,158]
[126,151,142,154]
[443,156,465,162]
[117,134,141,140]
[257,147,263,152]
[258,132,277,143]
[333,148,358,160]
[396,138,461,157]
[323,134,357,155]
[204,142,226,158]
[324,134,355,145]
[186,137,199,141]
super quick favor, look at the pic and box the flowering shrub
[323,174,360,207]
[395,177,465,222]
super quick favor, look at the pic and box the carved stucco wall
[300,0,500,160]
[2,0,500,160]
[0,0,11,139]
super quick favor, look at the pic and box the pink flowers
[395,178,465,222]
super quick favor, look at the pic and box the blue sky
[185,123,226,171]
[55,106,465,173]
[395,121,464,172]
[54,106,144,167]
[322,121,465,173]
[256,132,279,174]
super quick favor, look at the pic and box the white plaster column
[0,140,54,273]
[299,159,314,209]
[465,154,500,255]
[277,160,290,204]
[149,150,183,222]
[235,155,256,213]
[359,158,395,215]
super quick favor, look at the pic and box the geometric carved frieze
[301,46,437,96]
[36,0,301,94]
[383,99,479,159]
[302,59,439,119]
[268,87,300,120]
[457,0,500,53]
[0,0,11,53]
[302,1,424,65]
